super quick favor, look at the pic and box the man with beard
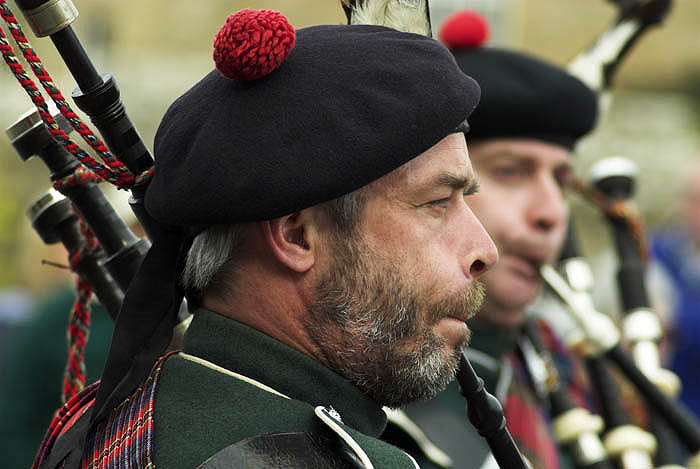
[32,9,498,469]
[382,10,598,469]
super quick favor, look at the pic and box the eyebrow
[434,172,480,195]
[482,150,573,173]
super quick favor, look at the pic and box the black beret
[452,48,597,149]
[146,24,480,228]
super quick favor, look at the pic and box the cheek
[549,220,569,259]
[426,219,486,291]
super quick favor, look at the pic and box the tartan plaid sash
[33,353,174,469]
[503,320,592,469]
[503,350,561,469]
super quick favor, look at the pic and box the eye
[425,197,450,208]
[555,169,574,190]
[492,166,526,179]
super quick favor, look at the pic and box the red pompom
[213,9,296,81]
[438,10,489,50]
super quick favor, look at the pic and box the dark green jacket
[153,308,419,467]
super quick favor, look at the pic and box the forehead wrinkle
[367,140,475,201]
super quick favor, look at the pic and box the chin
[493,309,528,327]
[483,280,540,323]
[478,299,529,327]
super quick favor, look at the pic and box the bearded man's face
[306,233,484,408]
[305,132,496,407]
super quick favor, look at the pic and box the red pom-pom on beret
[213,9,296,81]
[439,10,489,50]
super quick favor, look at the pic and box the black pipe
[456,352,532,469]
[569,0,672,93]
[7,110,149,292]
[14,0,159,242]
[585,357,630,432]
[592,158,687,465]
[556,219,656,468]
[7,110,191,326]
[28,191,123,320]
[606,340,700,454]
[50,27,102,92]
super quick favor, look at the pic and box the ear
[262,210,318,273]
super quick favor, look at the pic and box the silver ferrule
[604,425,656,469]
[5,108,44,143]
[566,19,640,92]
[27,188,65,224]
[6,103,70,144]
[687,450,700,469]
[21,0,78,37]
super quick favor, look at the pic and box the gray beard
[305,235,484,408]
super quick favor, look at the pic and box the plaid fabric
[537,320,592,411]
[504,351,561,469]
[503,320,592,469]
[33,353,174,469]
[81,353,174,469]
[33,382,100,469]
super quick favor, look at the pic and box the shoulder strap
[390,398,491,468]
[37,352,175,469]
[196,431,364,469]
[35,382,99,469]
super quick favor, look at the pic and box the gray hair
[321,186,369,234]
[181,224,249,294]
[182,187,369,294]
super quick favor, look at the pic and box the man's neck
[202,278,327,368]
[476,299,527,328]
[467,317,521,360]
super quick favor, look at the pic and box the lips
[507,253,547,281]
[435,316,470,345]
[442,313,470,323]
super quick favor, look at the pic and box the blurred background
[0,0,697,464]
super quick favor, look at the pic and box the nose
[529,173,568,233]
[462,210,499,279]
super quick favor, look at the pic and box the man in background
[383,10,598,469]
